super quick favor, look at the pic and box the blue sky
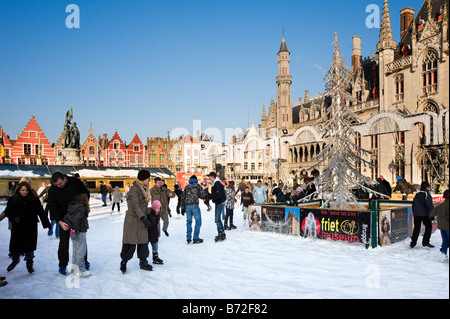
[0,0,425,145]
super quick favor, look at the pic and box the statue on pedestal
[62,108,80,149]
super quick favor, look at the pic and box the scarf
[135,179,151,203]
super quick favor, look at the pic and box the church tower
[276,33,292,131]
[377,0,396,111]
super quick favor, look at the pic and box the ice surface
[0,196,448,299]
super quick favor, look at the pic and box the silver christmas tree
[307,33,388,209]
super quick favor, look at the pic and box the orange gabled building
[5,116,54,165]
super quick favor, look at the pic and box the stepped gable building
[1,116,54,165]
[258,0,449,186]
[80,129,106,166]
[105,131,146,167]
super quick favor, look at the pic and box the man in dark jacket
[411,181,435,248]
[207,172,226,242]
[47,171,90,275]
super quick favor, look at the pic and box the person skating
[411,181,435,248]
[240,186,254,225]
[111,186,123,213]
[120,170,154,273]
[63,193,91,277]
[150,177,175,237]
[207,172,226,242]
[429,189,449,262]
[46,171,90,275]
[147,200,164,265]
[225,181,237,230]
[4,182,51,274]
[181,175,206,244]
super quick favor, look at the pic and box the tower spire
[377,0,396,52]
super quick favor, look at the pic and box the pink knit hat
[151,200,162,211]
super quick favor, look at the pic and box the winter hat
[151,200,162,210]
[137,169,151,181]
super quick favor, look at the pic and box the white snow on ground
[0,196,448,299]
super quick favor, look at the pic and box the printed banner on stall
[299,208,371,244]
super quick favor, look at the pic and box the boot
[139,259,153,271]
[0,279,7,287]
[230,224,237,229]
[26,258,34,274]
[120,260,127,274]
[152,251,164,265]
[193,238,203,244]
[7,256,20,272]
[215,230,226,242]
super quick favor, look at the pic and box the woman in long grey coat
[120,170,155,273]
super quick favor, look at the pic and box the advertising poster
[176,172,203,189]
[380,208,412,244]
[379,210,392,245]
[261,205,287,233]
[299,208,371,244]
[248,205,262,231]
[285,207,301,235]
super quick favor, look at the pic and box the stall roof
[0,164,175,179]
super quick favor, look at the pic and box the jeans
[70,232,87,272]
[48,220,60,237]
[186,205,202,239]
[151,241,158,253]
[440,230,449,254]
[101,193,107,205]
[214,203,225,231]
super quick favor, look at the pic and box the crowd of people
[0,170,448,288]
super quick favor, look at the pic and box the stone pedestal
[55,148,83,166]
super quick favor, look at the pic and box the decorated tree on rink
[308,33,388,210]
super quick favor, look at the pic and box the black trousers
[120,243,149,261]
[58,226,87,268]
[225,208,234,225]
[411,216,432,245]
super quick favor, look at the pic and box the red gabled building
[105,131,147,167]
[127,134,147,167]
[106,131,128,167]
[2,116,54,165]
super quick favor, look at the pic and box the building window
[149,154,156,162]
[422,50,438,95]
[160,154,165,162]
[395,74,404,101]
[23,144,31,155]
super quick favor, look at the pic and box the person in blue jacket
[253,180,267,204]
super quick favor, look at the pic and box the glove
[141,216,153,229]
